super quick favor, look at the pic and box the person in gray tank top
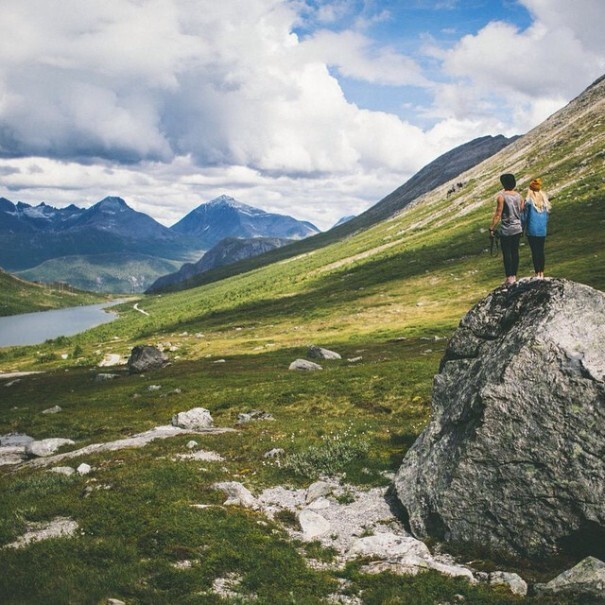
[489,173,524,286]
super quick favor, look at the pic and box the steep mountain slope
[104,73,605,347]
[147,237,293,293]
[0,267,105,317]
[170,195,320,248]
[158,135,516,291]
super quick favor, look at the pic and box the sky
[0,0,604,230]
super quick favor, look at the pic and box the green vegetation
[16,252,185,294]
[1,83,604,603]
[0,269,107,317]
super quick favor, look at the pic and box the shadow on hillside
[138,226,489,338]
[138,195,605,339]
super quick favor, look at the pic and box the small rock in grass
[289,359,322,371]
[172,408,214,430]
[186,440,198,450]
[5,517,79,549]
[95,373,119,382]
[237,410,274,424]
[307,345,342,360]
[489,571,528,596]
[77,463,92,475]
[213,481,259,509]
[42,405,63,414]
[50,466,75,476]
[263,448,285,459]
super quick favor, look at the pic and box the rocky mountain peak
[395,278,605,561]
[94,196,129,212]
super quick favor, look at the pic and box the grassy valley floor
[0,165,603,603]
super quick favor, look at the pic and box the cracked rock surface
[394,278,605,560]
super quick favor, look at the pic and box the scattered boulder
[77,463,92,475]
[488,571,528,597]
[237,410,274,424]
[26,438,75,458]
[307,345,342,360]
[298,509,331,540]
[171,408,214,430]
[186,440,198,450]
[289,359,322,371]
[394,279,605,560]
[127,345,168,373]
[535,556,605,599]
[106,599,127,605]
[213,481,259,509]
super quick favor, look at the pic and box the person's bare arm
[490,195,504,232]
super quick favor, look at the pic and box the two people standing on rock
[489,173,551,285]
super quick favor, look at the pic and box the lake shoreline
[0,299,132,347]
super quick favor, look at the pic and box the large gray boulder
[394,279,605,560]
[127,345,168,373]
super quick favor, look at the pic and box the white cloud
[299,29,430,86]
[0,0,604,231]
[431,0,605,130]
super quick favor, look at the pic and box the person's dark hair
[500,173,516,190]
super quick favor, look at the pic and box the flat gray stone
[289,359,322,371]
[26,438,75,457]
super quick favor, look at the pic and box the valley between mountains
[0,75,604,604]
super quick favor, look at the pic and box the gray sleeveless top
[499,191,523,236]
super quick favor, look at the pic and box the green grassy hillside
[16,253,186,294]
[0,76,603,604]
[0,269,106,317]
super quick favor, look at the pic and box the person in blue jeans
[523,177,551,278]
[489,173,524,286]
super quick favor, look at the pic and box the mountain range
[145,133,517,293]
[0,195,320,293]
